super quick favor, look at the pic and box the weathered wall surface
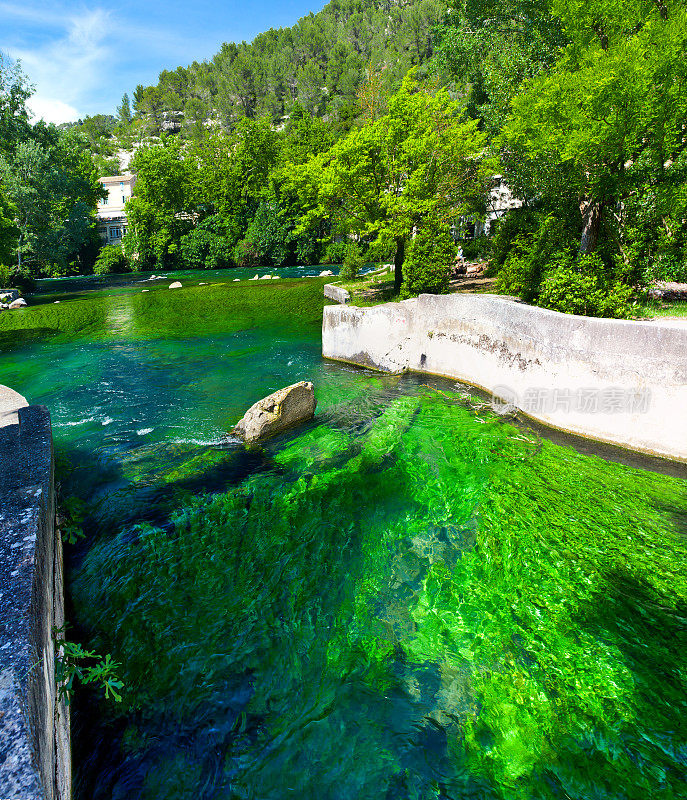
[323,284,351,305]
[322,294,687,462]
[0,395,70,800]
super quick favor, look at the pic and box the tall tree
[291,70,491,290]
[502,0,687,254]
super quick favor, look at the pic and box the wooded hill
[127,0,447,137]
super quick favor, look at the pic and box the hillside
[124,0,447,138]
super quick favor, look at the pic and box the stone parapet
[0,400,70,800]
[322,294,687,462]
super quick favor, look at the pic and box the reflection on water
[0,272,685,800]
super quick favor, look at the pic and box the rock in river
[169,281,182,289]
[234,381,316,444]
[9,298,27,309]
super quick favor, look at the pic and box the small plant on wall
[53,625,124,704]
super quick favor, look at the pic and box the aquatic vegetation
[1,272,685,799]
[71,391,687,799]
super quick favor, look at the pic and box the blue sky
[0,0,327,123]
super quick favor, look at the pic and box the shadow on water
[560,568,687,792]
[0,327,58,354]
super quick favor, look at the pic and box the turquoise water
[0,272,685,799]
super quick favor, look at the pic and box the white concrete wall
[322,294,687,462]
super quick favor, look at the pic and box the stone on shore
[234,381,316,444]
[9,298,27,309]
[319,270,334,277]
[169,281,182,289]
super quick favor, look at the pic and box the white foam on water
[58,417,96,428]
[136,428,154,436]
[101,417,114,426]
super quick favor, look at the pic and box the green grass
[639,300,687,318]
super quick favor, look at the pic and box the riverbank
[322,293,687,462]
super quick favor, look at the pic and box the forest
[0,0,685,315]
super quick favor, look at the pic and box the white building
[96,174,136,246]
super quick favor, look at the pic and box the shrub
[243,201,292,267]
[0,264,10,289]
[339,241,365,281]
[495,213,578,301]
[180,217,235,270]
[538,254,634,318]
[401,218,455,298]
[323,239,347,265]
[233,238,261,268]
[94,245,130,275]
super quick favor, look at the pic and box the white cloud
[5,7,113,122]
[27,95,79,124]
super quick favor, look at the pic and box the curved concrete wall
[0,395,70,800]
[322,294,687,462]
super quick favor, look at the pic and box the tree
[501,0,687,255]
[0,187,18,267]
[117,93,132,127]
[291,70,491,291]
[0,130,101,274]
[0,53,32,157]
[401,215,455,296]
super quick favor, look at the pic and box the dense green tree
[0,187,18,267]
[0,53,32,157]
[401,215,455,296]
[0,130,100,274]
[502,0,687,256]
[117,93,132,127]
[124,138,194,268]
[291,70,491,291]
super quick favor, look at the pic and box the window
[109,227,122,240]
[120,181,124,188]
[102,196,108,205]
[122,195,126,204]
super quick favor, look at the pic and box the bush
[242,202,292,267]
[339,242,365,281]
[233,238,261,268]
[538,254,634,318]
[401,218,455,298]
[495,213,578,301]
[94,245,130,275]
[180,217,235,270]
[460,236,489,262]
[0,264,10,289]
[323,240,347,265]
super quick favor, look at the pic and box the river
[0,269,685,800]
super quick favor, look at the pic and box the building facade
[96,174,136,246]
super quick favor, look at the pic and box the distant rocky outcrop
[233,382,316,444]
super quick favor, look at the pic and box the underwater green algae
[0,278,330,353]
[1,272,684,798]
[71,391,687,800]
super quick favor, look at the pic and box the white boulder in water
[234,381,316,444]
[169,281,182,289]
[319,270,334,277]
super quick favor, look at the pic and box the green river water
[1,270,686,800]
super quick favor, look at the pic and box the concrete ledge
[0,386,29,429]
[322,294,687,462]
[0,404,70,800]
[323,284,351,305]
